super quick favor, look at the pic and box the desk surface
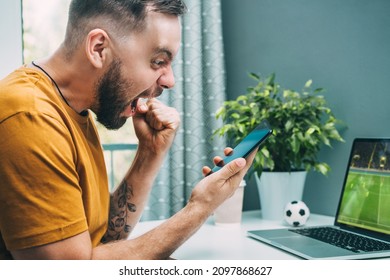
[132,210,334,260]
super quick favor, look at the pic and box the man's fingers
[218,158,246,179]
[202,166,212,176]
[212,156,223,166]
[224,147,233,156]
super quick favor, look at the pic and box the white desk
[132,210,334,260]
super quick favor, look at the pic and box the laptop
[247,138,390,259]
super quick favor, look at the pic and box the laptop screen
[336,138,390,236]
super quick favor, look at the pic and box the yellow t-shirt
[0,67,109,259]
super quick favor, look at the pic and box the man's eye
[153,59,166,67]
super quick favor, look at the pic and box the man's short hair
[64,0,187,57]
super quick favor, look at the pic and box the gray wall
[221,0,390,216]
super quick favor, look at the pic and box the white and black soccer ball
[284,200,310,226]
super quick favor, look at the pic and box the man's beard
[94,59,132,130]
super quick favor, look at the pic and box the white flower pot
[255,171,307,220]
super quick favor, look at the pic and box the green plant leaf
[316,163,330,176]
[304,80,313,88]
[249,72,260,80]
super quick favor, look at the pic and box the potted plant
[214,73,345,220]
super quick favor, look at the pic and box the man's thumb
[219,158,246,179]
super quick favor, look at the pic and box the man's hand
[132,98,180,154]
[190,148,258,213]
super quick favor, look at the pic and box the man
[0,0,256,259]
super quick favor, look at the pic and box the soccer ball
[284,200,310,226]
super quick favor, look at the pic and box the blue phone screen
[211,125,272,173]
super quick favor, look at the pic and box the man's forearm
[93,200,208,259]
[102,146,168,242]
[102,180,136,242]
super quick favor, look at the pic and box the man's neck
[36,48,98,114]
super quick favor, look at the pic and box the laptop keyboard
[289,227,390,253]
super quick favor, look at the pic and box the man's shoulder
[0,67,64,123]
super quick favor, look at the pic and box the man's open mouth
[130,98,139,114]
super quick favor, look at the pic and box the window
[0,1,23,78]
[22,0,70,64]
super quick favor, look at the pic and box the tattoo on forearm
[101,180,137,243]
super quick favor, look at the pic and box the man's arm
[101,144,169,242]
[102,98,180,242]
[11,156,249,260]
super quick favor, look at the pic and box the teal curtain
[142,0,226,220]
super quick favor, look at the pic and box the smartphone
[208,122,272,175]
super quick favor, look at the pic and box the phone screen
[210,123,272,174]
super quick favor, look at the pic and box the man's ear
[85,29,111,69]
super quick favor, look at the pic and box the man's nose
[158,65,175,89]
